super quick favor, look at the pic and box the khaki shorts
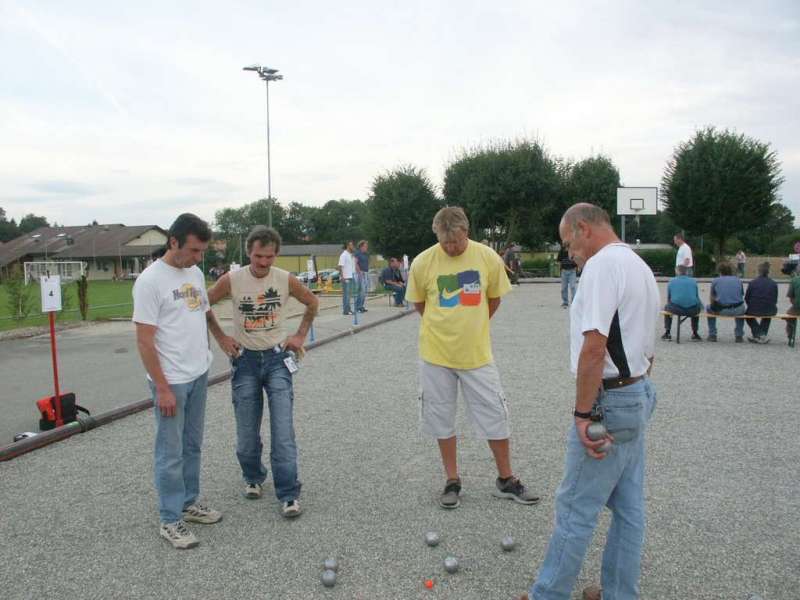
[418,360,510,440]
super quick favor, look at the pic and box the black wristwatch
[573,409,592,419]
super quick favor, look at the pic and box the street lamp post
[243,64,283,228]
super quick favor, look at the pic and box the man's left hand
[283,333,305,353]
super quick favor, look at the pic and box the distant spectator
[337,240,355,315]
[740,261,777,344]
[380,257,406,307]
[736,250,747,278]
[662,264,703,341]
[501,244,520,285]
[673,232,694,276]
[784,268,800,342]
[557,245,577,307]
[354,240,370,314]
[706,262,746,342]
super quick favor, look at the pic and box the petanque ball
[321,569,337,587]
[424,531,440,547]
[443,556,459,574]
[501,536,515,551]
[323,558,338,572]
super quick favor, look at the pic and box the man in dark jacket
[740,261,778,343]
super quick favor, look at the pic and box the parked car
[318,269,340,283]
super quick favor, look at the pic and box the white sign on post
[306,259,316,277]
[41,276,62,312]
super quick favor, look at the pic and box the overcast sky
[1,0,798,229]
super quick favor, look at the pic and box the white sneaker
[183,502,222,524]
[282,500,302,518]
[160,520,199,549]
[244,483,263,499]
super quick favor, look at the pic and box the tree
[662,127,784,259]
[443,139,563,249]
[310,199,366,243]
[282,202,318,243]
[0,214,18,242]
[566,155,621,221]
[18,213,49,234]
[736,202,795,254]
[5,265,34,321]
[365,166,442,259]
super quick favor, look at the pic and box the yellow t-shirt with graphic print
[406,240,512,369]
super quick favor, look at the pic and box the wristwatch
[573,409,592,419]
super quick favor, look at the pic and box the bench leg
[676,315,690,344]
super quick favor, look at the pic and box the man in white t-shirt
[337,240,356,315]
[674,232,694,276]
[518,203,659,600]
[133,213,239,550]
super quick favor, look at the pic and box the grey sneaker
[707,334,718,342]
[759,336,771,344]
[244,483,263,499]
[160,520,199,549]
[735,336,744,343]
[282,499,302,518]
[183,502,222,524]
[439,478,461,509]
[492,476,541,505]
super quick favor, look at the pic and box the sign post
[41,275,64,426]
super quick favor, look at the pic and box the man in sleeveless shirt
[517,204,659,600]
[208,226,318,518]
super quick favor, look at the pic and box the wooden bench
[661,311,799,346]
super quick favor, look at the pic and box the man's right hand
[156,385,177,417]
[575,418,612,460]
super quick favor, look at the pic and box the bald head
[560,203,612,233]
[558,202,619,268]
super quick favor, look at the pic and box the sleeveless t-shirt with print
[229,266,290,350]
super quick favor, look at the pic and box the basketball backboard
[616,187,658,216]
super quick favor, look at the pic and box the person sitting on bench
[741,261,778,344]
[785,270,800,341]
[662,264,703,341]
[706,262,746,342]
[381,257,406,307]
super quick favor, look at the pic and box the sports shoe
[439,478,462,509]
[707,334,718,342]
[660,332,672,341]
[759,336,771,344]
[582,584,602,600]
[735,336,744,343]
[561,303,568,308]
[282,499,302,518]
[244,483,262,499]
[691,333,702,341]
[160,520,199,549]
[357,307,368,313]
[183,502,222,524]
[747,336,760,344]
[492,476,541,505]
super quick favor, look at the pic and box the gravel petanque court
[0,283,796,599]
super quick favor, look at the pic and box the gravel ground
[0,284,797,599]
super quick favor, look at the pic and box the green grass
[0,280,137,331]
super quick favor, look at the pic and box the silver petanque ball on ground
[424,531,440,547]
[501,535,515,551]
[443,556,459,574]
[322,558,338,572]
[321,569,337,587]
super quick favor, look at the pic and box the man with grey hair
[406,206,539,510]
[517,203,659,600]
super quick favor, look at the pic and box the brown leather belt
[602,375,644,390]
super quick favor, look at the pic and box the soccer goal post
[24,261,87,285]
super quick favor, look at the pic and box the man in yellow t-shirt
[406,206,540,509]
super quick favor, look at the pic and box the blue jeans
[706,303,746,337]
[342,278,353,313]
[150,371,208,524]
[384,283,406,306]
[531,378,657,600]
[231,348,300,502]
[355,272,368,311]
[561,269,577,305]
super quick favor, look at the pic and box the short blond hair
[432,206,469,237]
